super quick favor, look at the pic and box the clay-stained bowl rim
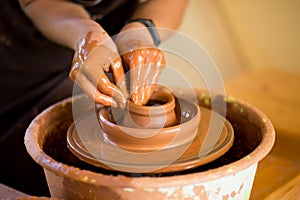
[24,94,275,188]
[127,91,175,115]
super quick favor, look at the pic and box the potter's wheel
[67,107,234,173]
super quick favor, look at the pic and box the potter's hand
[70,32,128,107]
[116,24,166,105]
[123,47,165,105]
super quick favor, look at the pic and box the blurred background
[179,0,300,80]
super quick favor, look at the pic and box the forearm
[120,0,189,42]
[132,0,189,30]
[19,0,107,50]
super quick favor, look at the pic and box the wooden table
[225,68,300,199]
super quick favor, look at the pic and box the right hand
[115,23,166,106]
[69,31,128,108]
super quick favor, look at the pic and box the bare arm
[19,0,127,107]
[133,0,189,30]
[120,0,189,41]
[18,0,109,50]
[19,0,189,48]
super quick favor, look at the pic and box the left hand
[70,31,128,108]
[115,23,166,105]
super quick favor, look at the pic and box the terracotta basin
[24,89,275,200]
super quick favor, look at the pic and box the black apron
[0,0,138,196]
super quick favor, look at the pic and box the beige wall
[177,0,300,80]
[178,0,243,80]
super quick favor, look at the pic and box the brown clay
[70,32,127,107]
[121,91,177,128]
[67,107,233,173]
[122,47,166,106]
[70,31,166,107]
[97,95,200,152]
[24,89,275,200]
[66,90,234,173]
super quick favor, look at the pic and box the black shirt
[0,0,138,196]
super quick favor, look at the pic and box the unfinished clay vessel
[98,93,200,151]
[67,106,233,173]
[25,89,275,200]
[121,91,178,128]
[66,87,233,174]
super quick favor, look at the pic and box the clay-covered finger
[141,64,165,104]
[141,51,166,104]
[110,56,128,99]
[94,73,127,108]
[74,71,117,107]
[82,59,126,107]
[69,58,82,81]
[132,52,165,105]
[128,55,145,105]
[131,65,152,105]
[82,45,127,107]
[133,72,157,106]
[123,47,166,105]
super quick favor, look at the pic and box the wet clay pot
[24,89,275,200]
[121,91,178,128]
[98,92,200,151]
